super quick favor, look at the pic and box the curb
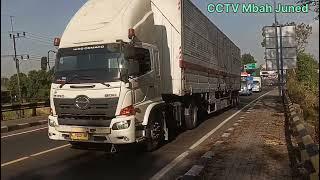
[284,92,319,179]
[177,151,214,180]
[1,120,47,133]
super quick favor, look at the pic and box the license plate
[70,132,89,141]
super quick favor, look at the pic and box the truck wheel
[185,103,198,130]
[144,109,165,152]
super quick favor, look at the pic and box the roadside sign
[244,63,257,70]
[263,25,297,70]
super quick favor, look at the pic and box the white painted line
[30,144,70,157]
[1,157,29,167]
[150,151,189,180]
[18,123,29,126]
[1,144,70,167]
[150,91,271,180]
[185,165,204,176]
[1,127,48,139]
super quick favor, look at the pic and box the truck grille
[54,97,118,127]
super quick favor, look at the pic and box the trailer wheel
[185,103,198,130]
[144,109,165,152]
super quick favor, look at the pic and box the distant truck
[239,73,252,96]
[48,0,241,152]
[252,77,262,92]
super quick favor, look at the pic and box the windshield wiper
[59,75,94,88]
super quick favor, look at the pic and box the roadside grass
[286,71,319,144]
[2,107,50,121]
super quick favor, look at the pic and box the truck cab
[252,77,262,92]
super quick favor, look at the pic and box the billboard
[263,25,297,70]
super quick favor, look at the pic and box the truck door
[130,47,158,104]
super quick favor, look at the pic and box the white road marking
[1,127,48,139]
[1,144,70,167]
[150,91,271,180]
[150,151,189,180]
[1,157,29,167]
[30,144,70,157]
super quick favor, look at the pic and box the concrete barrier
[284,92,319,180]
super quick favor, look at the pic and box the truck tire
[185,103,198,130]
[144,109,165,152]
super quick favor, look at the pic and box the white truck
[252,77,262,92]
[48,0,241,151]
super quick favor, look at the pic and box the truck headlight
[48,119,57,127]
[112,120,131,130]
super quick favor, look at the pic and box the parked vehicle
[48,0,241,151]
[252,77,262,92]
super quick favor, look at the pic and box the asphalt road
[1,88,272,180]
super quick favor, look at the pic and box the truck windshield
[241,81,247,87]
[54,44,124,83]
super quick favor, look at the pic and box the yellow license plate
[70,132,89,141]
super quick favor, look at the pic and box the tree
[287,22,313,52]
[241,53,256,66]
[7,69,54,102]
[261,22,313,53]
[7,73,28,102]
[296,52,319,91]
[26,70,52,101]
[297,0,319,19]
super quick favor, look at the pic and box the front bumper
[239,90,251,95]
[252,88,261,92]
[48,115,138,144]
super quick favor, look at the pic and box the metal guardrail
[283,91,319,180]
[1,101,50,120]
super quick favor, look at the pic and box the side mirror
[120,68,129,83]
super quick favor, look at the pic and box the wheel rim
[150,121,162,141]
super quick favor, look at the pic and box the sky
[1,0,319,78]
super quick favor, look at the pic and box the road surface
[1,89,272,180]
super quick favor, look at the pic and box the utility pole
[9,16,27,117]
[273,0,281,97]
[9,16,22,104]
[279,25,284,98]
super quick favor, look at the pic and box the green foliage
[296,52,319,91]
[286,52,319,140]
[8,73,29,101]
[241,53,256,66]
[7,70,53,102]
[297,0,319,19]
[287,22,313,52]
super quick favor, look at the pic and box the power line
[24,37,53,47]
[26,32,54,41]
